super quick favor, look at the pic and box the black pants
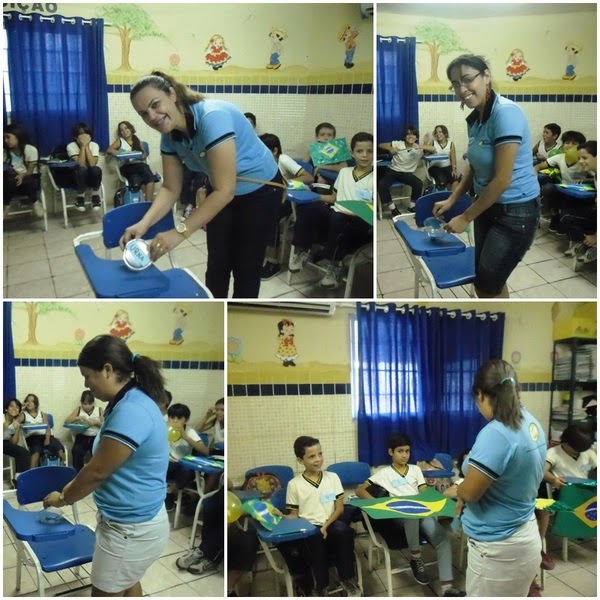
[167,461,196,490]
[324,212,372,262]
[278,520,355,591]
[560,204,596,242]
[205,175,283,298]
[199,486,224,564]
[73,165,102,193]
[268,200,293,249]
[72,434,95,472]
[3,172,39,204]
[119,162,155,188]
[181,166,208,206]
[377,168,423,204]
[428,165,454,188]
[292,201,331,251]
[228,526,259,572]
[25,434,65,457]
[3,442,31,473]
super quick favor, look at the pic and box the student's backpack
[242,471,284,499]
[40,448,61,467]
[113,186,142,207]
[49,144,69,161]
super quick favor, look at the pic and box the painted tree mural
[99,4,166,72]
[415,21,468,83]
[17,303,75,345]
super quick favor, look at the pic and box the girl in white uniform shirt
[64,390,103,472]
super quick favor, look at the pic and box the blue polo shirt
[466,91,539,204]
[461,408,546,541]
[92,383,169,523]
[160,99,278,195]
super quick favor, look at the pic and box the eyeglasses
[448,72,482,92]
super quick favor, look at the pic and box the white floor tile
[554,566,597,597]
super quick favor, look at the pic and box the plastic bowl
[423,216,445,239]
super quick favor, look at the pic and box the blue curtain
[3,303,17,406]
[377,36,419,142]
[4,12,109,155]
[356,303,505,465]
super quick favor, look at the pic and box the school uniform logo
[529,422,540,442]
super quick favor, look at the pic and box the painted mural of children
[109,310,134,341]
[267,27,287,70]
[276,319,298,367]
[339,25,359,69]
[563,42,582,81]
[505,49,529,81]
[205,34,231,71]
[170,305,191,346]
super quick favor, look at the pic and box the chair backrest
[244,465,295,488]
[142,141,150,157]
[414,191,473,227]
[199,433,209,447]
[16,466,77,505]
[44,412,54,430]
[293,159,313,175]
[327,461,371,487]
[270,487,287,512]
[102,202,176,249]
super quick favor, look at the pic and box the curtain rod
[378,36,424,44]
[3,13,111,25]
[359,303,498,321]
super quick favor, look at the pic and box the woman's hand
[444,214,470,234]
[432,198,455,218]
[119,221,149,250]
[43,491,66,509]
[149,229,185,262]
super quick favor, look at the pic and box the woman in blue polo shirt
[457,360,546,597]
[120,70,282,298]
[43,335,170,597]
[433,55,539,298]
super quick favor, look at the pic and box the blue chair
[394,190,475,298]
[327,461,371,487]
[292,159,314,176]
[73,202,213,298]
[3,466,95,596]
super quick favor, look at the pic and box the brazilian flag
[349,488,456,520]
[551,482,597,540]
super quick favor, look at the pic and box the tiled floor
[2,488,223,597]
[3,205,363,299]
[377,212,597,299]
[244,524,597,597]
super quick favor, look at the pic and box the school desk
[21,424,48,433]
[115,151,143,161]
[554,183,596,200]
[424,155,449,163]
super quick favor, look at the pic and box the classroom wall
[9,301,225,453]
[227,301,595,482]
[378,6,597,172]
[9,3,373,204]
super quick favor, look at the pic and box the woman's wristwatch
[175,222,190,239]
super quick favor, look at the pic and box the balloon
[167,426,181,443]
[564,148,579,167]
[227,491,244,524]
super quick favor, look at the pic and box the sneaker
[289,249,310,273]
[387,204,401,218]
[548,216,560,233]
[443,588,466,597]
[341,578,362,597]
[564,242,586,258]
[577,246,597,264]
[528,581,542,597]
[165,492,176,512]
[91,195,101,211]
[182,204,195,221]
[320,263,344,288]
[407,202,416,213]
[540,550,555,570]
[188,557,219,575]
[74,196,86,212]
[176,547,203,570]
[261,261,281,281]
[409,557,429,585]
[31,200,45,218]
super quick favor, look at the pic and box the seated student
[278,436,361,596]
[289,132,373,284]
[419,125,458,190]
[356,433,465,597]
[165,402,209,511]
[196,398,225,451]
[529,425,597,595]
[106,120,160,201]
[176,485,225,575]
[64,390,103,472]
[309,122,349,183]
[22,393,65,468]
[3,123,45,218]
[534,130,587,232]
[377,125,425,217]
[532,123,562,162]
[561,140,597,264]
[259,133,314,281]
[67,122,104,212]
[3,399,30,481]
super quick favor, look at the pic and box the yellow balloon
[565,148,579,167]
[167,426,181,443]
[227,491,244,524]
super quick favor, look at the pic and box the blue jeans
[474,197,540,295]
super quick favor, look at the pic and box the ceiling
[377,3,597,19]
